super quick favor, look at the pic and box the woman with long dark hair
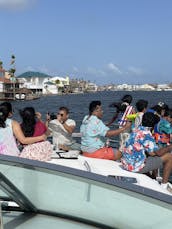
[0,103,46,156]
[20,107,47,137]
[19,107,52,161]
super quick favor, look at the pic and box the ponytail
[0,105,9,128]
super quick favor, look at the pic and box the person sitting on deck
[147,102,169,118]
[0,103,47,157]
[0,102,13,118]
[134,99,148,129]
[47,106,80,151]
[153,108,172,148]
[121,112,172,193]
[19,107,52,161]
[80,100,131,160]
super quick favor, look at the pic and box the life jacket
[153,119,171,145]
[153,132,170,145]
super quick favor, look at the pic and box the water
[12,90,172,132]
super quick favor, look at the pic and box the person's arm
[62,122,75,134]
[12,120,47,144]
[153,144,172,157]
[57,114,76,134]
[45,113,51,128]
[106,112,119,127]
[105,121,131,137]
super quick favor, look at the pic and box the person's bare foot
[58,144,69,152]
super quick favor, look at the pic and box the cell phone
[108,175,137,184]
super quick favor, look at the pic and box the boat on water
[0,150,172,229]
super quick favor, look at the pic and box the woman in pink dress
[19,107,52,161]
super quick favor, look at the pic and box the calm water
[12,90,172,132]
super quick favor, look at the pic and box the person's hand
[57,114,63,123]
[35,112,42,120]
[42,134,47,141]
[46,113,51,122]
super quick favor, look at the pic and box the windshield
[0,155,172,229]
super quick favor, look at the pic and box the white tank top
[0,119,20,156]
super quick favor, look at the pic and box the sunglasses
[58,113,64,117]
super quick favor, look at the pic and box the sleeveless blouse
[0,119,20,156]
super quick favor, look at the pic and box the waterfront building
[0,69,24,100]
[17,72,70,94]
[46,76,70,94]
[17,71,49,94]
[85,82,98,92]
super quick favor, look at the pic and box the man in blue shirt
[80,100,131,160]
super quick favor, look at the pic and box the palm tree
[9,55,16,77]
[9,55,16,99]
[0,61,3,69]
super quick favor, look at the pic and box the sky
[0,0,172,85]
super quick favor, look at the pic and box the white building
[86,82,98,92]
[17,72,70,94]
[43,76,70,94]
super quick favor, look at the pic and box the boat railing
[72,130,120,148]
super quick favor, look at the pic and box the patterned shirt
[80,115,109,153]
[121,126,159,172]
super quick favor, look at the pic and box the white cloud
[25,66,36,71]
[0,0,37,10]
[107,63,122,74]
[127,66,143,75]
[38,66,49,74]
[72,66,79,72]
[87,67,106,76]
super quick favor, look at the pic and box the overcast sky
[1,0,172,85]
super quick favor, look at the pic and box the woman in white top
[0,102,47,156]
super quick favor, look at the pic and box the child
[134,99,148,129]
[153,109,172,147]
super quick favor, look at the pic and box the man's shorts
[138,156,163,174]
[83,147,117,160]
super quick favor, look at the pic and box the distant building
[17,72,70,94]
[86,82,98,92]
[0,69,25,100]
[43,81,57,94]
[139,84,155,91]
[17,71,50,94]
[43,76,70,94]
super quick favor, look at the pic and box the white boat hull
[49,153,171,195]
